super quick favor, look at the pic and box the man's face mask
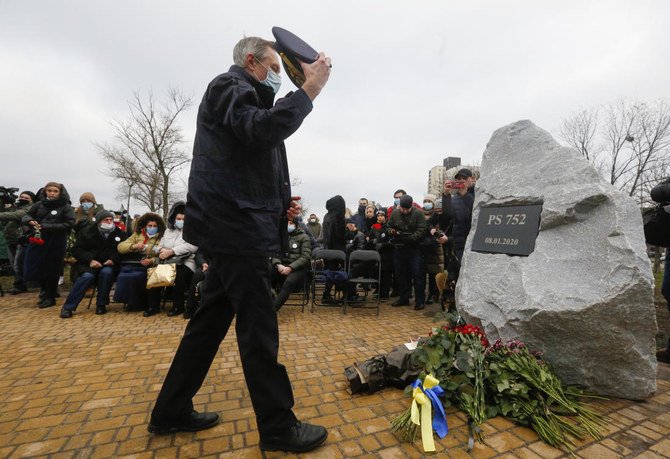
[254,56,281,94]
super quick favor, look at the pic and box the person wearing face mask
[22,182,75,308]
[153,201,198,317]
[115,212,165,314]
[0,190,36,294]
[149,35,331,452]
[306,213,321,240]
[59,210,127,318]
[271,219,311,311]
[74,192,103,231]
[351,198,368,235]
[420,195,447,306]
[386,189,406,219]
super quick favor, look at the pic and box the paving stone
[0,291,669,457]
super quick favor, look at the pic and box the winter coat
[0,205,30,244]
[351,207,366,235]
[159,228,198,272]
[443,188,475,246]
[370,223,394,268]
[22,186,75,281]
[271,228,312,272]
[421,230,445,275]
[307,220,322,239]
[345,230,367,255]
[117,212,165,263]
[321,195,347,251]
[74,203,105,232]
[157,201,198,271]
[70,222,127,277]
[388,207,426,248]
[651,178,670,203]
[183,65,313,258]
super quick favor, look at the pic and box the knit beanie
[79,192,97,204]
[94,209,113,224]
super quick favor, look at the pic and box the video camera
[0,186,19,206]
[388,229,412,247]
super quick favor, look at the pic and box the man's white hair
[232,37,275,67]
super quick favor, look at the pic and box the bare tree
[561,99,670,204]
[560,107,599,161]
[96,88,192,218]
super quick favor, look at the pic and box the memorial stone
[457,120,657,399]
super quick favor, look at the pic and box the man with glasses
[148,36,331,454]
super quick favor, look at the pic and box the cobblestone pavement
[0,291,669,458]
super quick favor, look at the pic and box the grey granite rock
[456,120,657,399]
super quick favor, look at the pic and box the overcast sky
[1,0,668,218]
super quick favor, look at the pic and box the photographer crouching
[0,187,36,294]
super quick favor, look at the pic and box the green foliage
[399,323,606,454]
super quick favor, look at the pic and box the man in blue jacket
[149,36,331,454]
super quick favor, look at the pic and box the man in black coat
[149,36,331,454]
[651,178,670,363]
[59,210,127,318]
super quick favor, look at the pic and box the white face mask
[254,56,281,94]
[287,223,296,233]
[100,222,114,231]
[175,220,184,230]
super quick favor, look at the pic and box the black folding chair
[344,249,381,315]
[310,249,347,312]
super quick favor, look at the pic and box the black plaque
[470,204,542,256]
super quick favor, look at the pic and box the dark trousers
[272,268,308,310]
[10,244,27,290]
[662,250,670,350]
[394,246,425,305]
[151,254,297,436]
[63,266,115,311]
[168,264,193,311]
[185,267,206,316]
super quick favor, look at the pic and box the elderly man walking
[148,35,331,454]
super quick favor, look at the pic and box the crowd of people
[0,167,478,317]
[0,184,204,320]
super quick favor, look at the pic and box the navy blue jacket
[443,188,475,246]
[184,65,313,256]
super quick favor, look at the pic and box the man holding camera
[0,189,36,294]
[148,36,331,454]
[388,195,426,310]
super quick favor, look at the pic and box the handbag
[146,263,177,289]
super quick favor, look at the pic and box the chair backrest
[313,249,346,263]
[347,250,381,274]
[348,249,381,264]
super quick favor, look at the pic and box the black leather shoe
[8,287,27,295]
[148,410,219,434]
[259,421,327,453]
[39,298,56,308]
[143,309,159,317]
[95,306,107,315]
[183,311,192,319]
[391,298,409,307]
[60,308,73,318]
[167,308,184,317]
[414,303,425,311]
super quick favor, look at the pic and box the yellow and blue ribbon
[410,374,448,452]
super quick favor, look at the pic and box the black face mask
[17,199,32,207]
[358,205,366,215]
